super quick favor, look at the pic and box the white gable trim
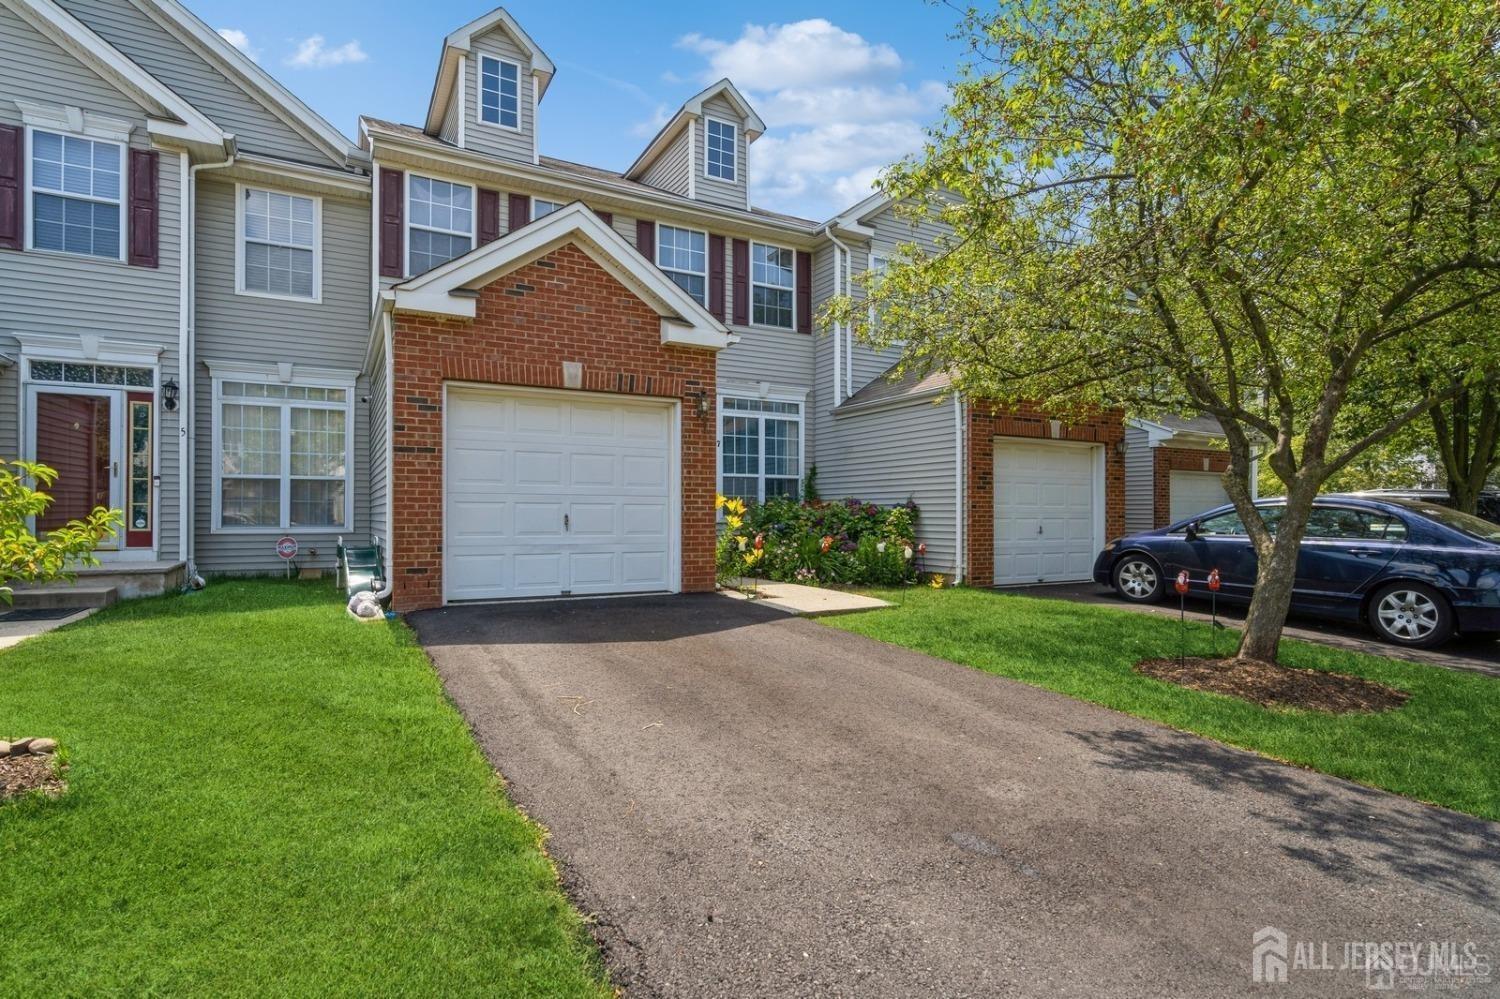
[425,7,557,135]
[392,201,730,350]
[133,0,361,167]
[8,0,225,150]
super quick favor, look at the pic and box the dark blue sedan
[1091,495,1500,648]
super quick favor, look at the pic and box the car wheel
[1368,582,1454,648]
[1113,554,1164,603]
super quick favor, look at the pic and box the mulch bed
[1134,656,1409,714]
[0,753,66,800]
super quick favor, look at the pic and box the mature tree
[1430,386,1500,512]
[830,0,1500,661]
[0,461,120,601]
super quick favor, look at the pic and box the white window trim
[404,171,476,278]
[233,182,323,304]
[531,196,565,220]
[704,116,737,183]
[478,54,523,133]
[23,124,127,263]
[749,240,796,331]
[210,370,356,534]
[655,222,709,306]
[716,392,806,505]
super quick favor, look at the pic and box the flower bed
[716,496,927,587]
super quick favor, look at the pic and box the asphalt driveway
[411,595,1500,998]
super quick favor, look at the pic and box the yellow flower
[725,498,747,517]
[715,494,727,511]
[743,548,764,566]
[929,574,946,589]
[725,514,743,531]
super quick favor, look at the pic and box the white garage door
[993,440,1100,585]
[1169,470,1229,524]
[445,388,676,601]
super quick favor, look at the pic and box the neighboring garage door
[445,387,676,601]
[993,440,1100,585]
[1169,469,1229,524]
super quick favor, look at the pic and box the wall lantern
[693,390,711,419]
[162,378,180,412]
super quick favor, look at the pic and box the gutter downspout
[382,301,395,587]
[953,394,966,585]
[181,142,237,581]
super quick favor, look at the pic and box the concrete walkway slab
[718,581,891,617]
[0,607,96,650]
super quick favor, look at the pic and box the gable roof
[389,201,731,350]
[1129,414,1231,447]
[131,0,363,167]
[7,0,226,152]
[625,79,765,182]
[837,361,952,412]
[424,7,556,136]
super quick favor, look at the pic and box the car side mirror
[1184,521,1200,541]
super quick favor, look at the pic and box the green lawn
[824,587,1500,820]
[0,581,609,997]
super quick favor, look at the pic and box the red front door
[35,391,112,538]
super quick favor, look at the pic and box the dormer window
[480,55,521,130]
[706,118,736,182]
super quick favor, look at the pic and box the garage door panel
[994,440,1101,585]
[446,390,675,601]
[1169,470,1230,524]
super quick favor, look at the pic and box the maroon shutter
[0,125,20,251]
[635,218,654,261]
[378,167,403,278]
[594,208,613,227]
[708,234,726,320]
[127,149,159,267]
[507,193,530,232]
[477,188,500,244]
[795,250,812,334]
[731,238,749,326]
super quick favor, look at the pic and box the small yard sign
[276,536,299,560]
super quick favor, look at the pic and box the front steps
[12,560,186,610]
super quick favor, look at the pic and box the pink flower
[917,542,927,555]
[754,533,764,551]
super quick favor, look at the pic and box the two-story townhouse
[0,0,372,598]
[5,0,1138,610]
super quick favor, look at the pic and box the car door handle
[1348,548,1381,557]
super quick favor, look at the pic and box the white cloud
[631,104,673,139]
[217,28,258,61]
[678,19,901,91]
[285,35,368,69]
[667,20,944,218]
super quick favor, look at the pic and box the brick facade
[389,243,717,611]
[1152,446,1232,528]
[965,402,1125,587]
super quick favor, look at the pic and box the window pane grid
[706,119,736,181]
[657,225,707,305]
[31,130,122,259]
[480,56,520,128]
[243,189,316,298]
[751,243,795,328]
[408,175,474,276]
[218,383,351,530]
[719,398,801,504]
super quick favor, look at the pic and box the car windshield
[1383,498,1500,543]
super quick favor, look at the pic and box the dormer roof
[424,7,556,136]
[624,79,764,182]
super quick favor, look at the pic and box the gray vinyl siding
[462,27,535,164]
[817,396,960,576]
[367,333,388,548]
[1124,424,1154,534]
[59,0,339,166]
[191,178,373,573]
[0,5,185,559]
[694,95,748,210]
[439,77,461,145]
[638,129,690,197]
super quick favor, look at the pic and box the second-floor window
[480,56,521,129]
[407,174,473,276]
[239,187,319,300]
[532,197,564,220]
[29,129,123,260]
[751,242,794,328]
[657,224,706,305]
[706,118,736,182]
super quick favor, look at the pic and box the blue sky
[188,0,965,220]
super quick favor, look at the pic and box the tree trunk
[1234,482,1318,663]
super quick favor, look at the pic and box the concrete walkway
[0,608,96,651]
[413,594,1500,998]
[718,581,891,617]
[1011,582,1500,679]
